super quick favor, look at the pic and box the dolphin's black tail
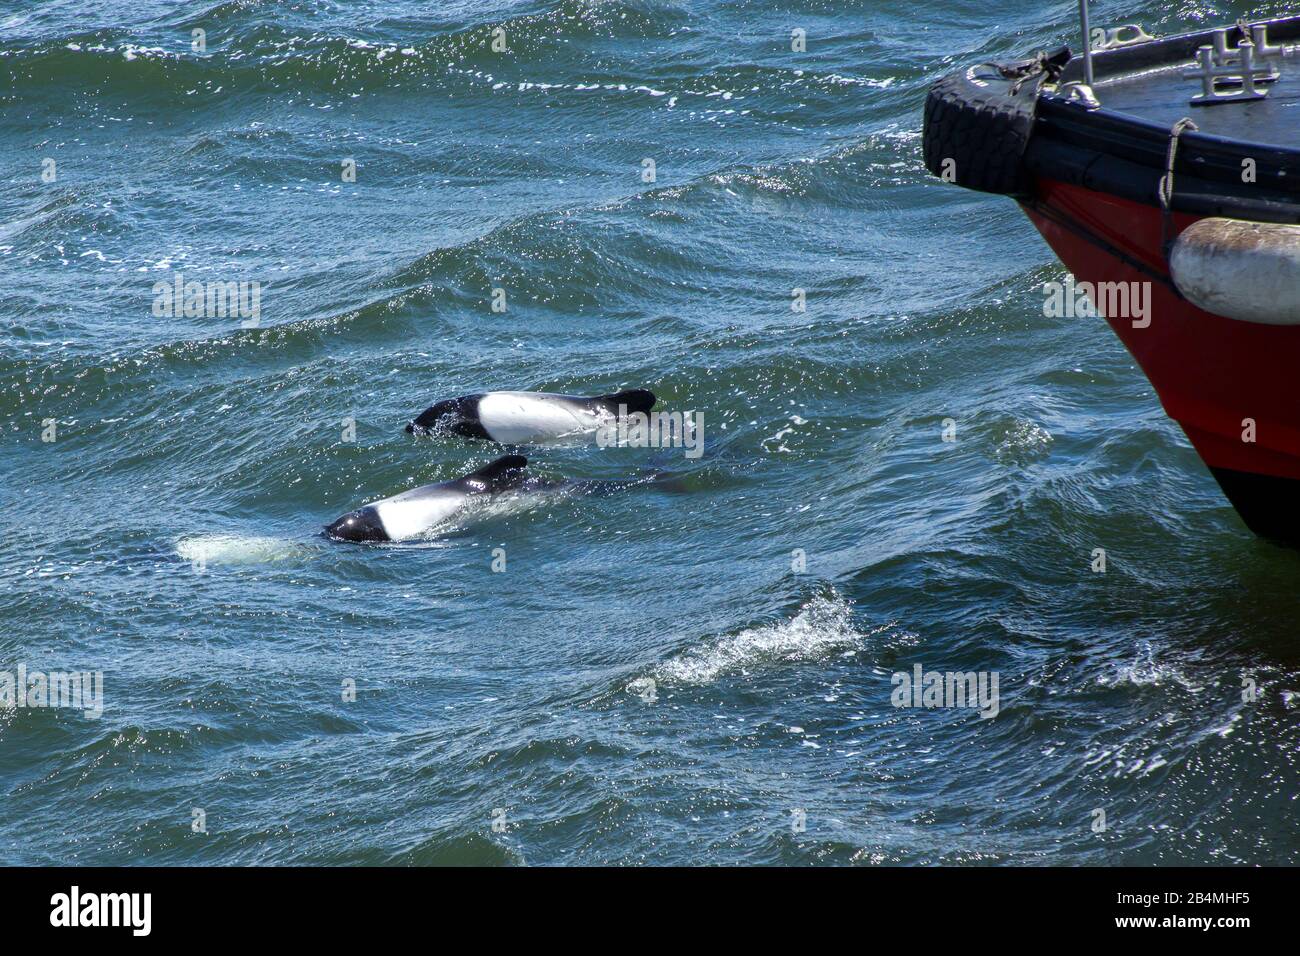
[634,426,749,492]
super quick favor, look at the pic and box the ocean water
[2,0,1298,865]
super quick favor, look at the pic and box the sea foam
[652,592,881,685]
[175,534,312,567]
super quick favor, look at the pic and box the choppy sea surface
[2,0,1298,865]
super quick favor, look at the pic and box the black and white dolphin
[323,454,656,544]
[405,389,656,444]
[325,455,531,543]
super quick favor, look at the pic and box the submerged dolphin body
[324,455,650,544]
[406,389,656,444]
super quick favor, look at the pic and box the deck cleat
[1185,38,1276,104]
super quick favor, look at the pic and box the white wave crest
[653,593,879,685]
[1098,643,1202,693]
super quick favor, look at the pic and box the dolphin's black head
[406,395,490,439]
[324,506,389,543]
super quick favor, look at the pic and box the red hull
[1024,179,1300,484]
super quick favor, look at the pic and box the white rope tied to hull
[1160,117,1199,256]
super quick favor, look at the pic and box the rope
[1160,117,1198,257]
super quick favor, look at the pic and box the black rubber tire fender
[922,64,1046,196]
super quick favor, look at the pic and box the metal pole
[1079,0,1095,86]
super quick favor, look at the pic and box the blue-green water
[2,0,1298,865]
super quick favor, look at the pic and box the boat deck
[1093,50,1300,150]
[1044,15,1300,153]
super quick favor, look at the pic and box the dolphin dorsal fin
[459,454,528,492]
[594,389,656,415]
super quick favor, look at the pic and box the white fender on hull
[1170,217,1300,326]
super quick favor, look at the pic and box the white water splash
[1098,643,1202,693]
[992,418,1053,465]
[653,593,884,685]
[175,534,313,566]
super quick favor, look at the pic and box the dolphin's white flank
[407,389,657,444]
